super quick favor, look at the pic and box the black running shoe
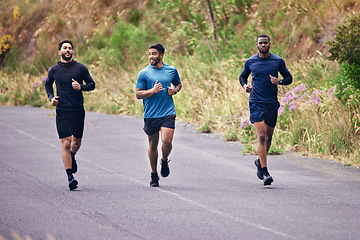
[263,173,274,186]
[161,159,170,178]
[68,177,78,190]
[150,173,159,187]
[254,158,263,180]
[71,151,77,174]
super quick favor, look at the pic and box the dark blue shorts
[56,109,85,139]
[249,101,280,128]
[143,114,176,136]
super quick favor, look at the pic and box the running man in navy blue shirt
[45,39,95,190]
[239,34,292,185]
[136,43,182,187]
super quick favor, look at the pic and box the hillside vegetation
[1,0,360,167]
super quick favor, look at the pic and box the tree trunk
[206,0,217,43]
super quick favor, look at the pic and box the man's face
[256,37,271,54]
[149,48,162,66]
[59,43,73,61]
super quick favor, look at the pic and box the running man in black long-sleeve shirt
[45,39,95,190]
[239,34,292,185]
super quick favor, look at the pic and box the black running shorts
[143,114,176,136]
[249,101,280,128]
[56,109,85,139]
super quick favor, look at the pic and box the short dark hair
[58,39,74,51]
[257,34,270,42]
[149,43,165,55]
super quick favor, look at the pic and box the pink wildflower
[240,119,250,129]
[289,105,299,111]
[279,106,285,115]
[314,97,321,106]
[281,96,289,103]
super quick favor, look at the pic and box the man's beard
[150,56,160,66]
[62,53,72,61]
[258,47,269,54]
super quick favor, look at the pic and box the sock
[66,169,73,179]
[70,151,75,160]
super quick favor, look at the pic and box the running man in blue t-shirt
[239,34,292,185]
[136,43,182,187]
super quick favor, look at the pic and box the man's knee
[149,143,158,151]
[258,134,266,144]
[72,138,82,149]
[61,139,71,150]
[162,136,173,146]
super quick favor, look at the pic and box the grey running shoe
[263,173,274,186]
[68,177,78,190]
[150,173,159,187]
[254,158,263,180]
[161,159,170,178]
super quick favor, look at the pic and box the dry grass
[1,0,360,167]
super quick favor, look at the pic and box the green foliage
[328,13,360,66]
[224,129,239,141]
[127,8,143,26]
[328,13,360,93]
[275,77,359,164]
[81,20,157,70]
[330,63,360,107]
[0,72,49,106]
[0,45,21,73]
[242,143,256,155]
[110,21,157,66]
[0,35,15,69]
[199,121,214,133]
[240,123,256,144]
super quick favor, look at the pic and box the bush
[328,13,360,95]
[0,34,15,68]
[328,13,360,66]
[109,21,157,68]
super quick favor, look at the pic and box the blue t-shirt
[241,53,291,103]
[136,63,181,118]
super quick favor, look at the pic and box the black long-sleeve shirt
[45,60,95,111]
[239,53,292,103]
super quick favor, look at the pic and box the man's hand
[51,96,59,106]
[244,84,253,93]
[167,87,176,95]
[270,75,280,85]
[72,79,81,90]
[152,80,165,93]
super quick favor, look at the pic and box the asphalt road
[1,106,360,240]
